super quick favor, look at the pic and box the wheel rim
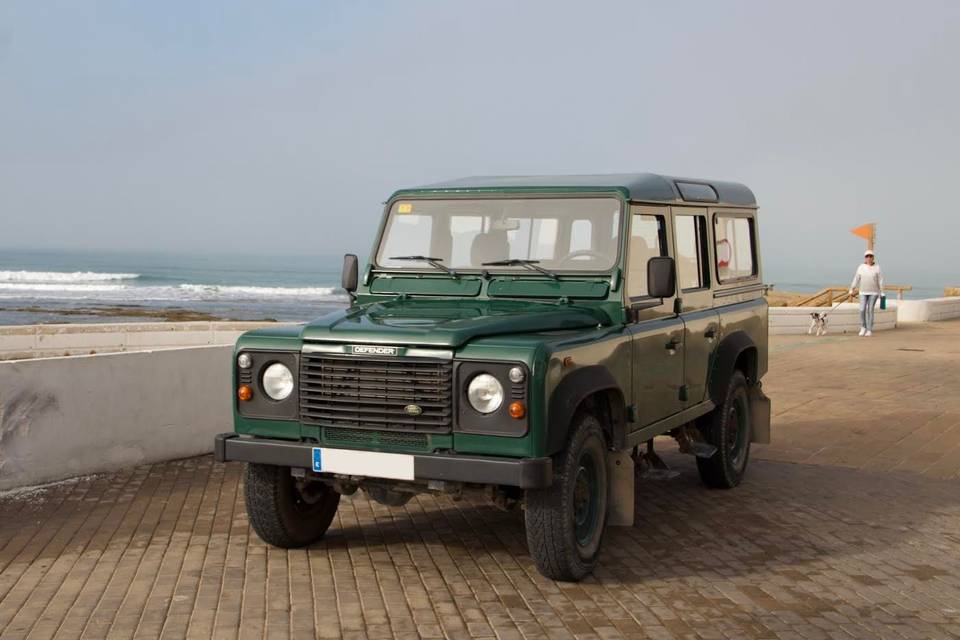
[573,453,600,547]
[726,400,748,470]
[292,480,326,513]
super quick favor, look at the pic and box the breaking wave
[176,284,342,298]
[0,283,127,293]
[0,270,140,283]
[0,281,347,302]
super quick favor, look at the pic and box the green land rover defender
[215,173,771,581]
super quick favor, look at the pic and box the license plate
[311,447,415,481]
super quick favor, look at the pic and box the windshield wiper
[389,255,457,277]
[481,259,558,279]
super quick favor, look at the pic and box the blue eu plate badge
[312,448,322,473]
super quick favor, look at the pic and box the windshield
[375,197,622,272]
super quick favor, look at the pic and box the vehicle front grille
[322,427,429,450]
[300,354,453,433]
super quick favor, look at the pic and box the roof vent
[675,182,718,203]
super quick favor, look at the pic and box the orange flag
[851,223,875,240]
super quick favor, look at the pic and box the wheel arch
[546,365,628,455]
[708,331,758,406]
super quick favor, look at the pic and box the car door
[625,206,686,426]
[672,208,720,406]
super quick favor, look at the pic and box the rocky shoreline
[0,303,278,323]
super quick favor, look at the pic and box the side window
[570,219,593,252]
[449,216,483,267]
[507,218,559,261]
[627,213,667,299]
[675,214,709,290]
[714,215,756,282]
[531,218,559,260]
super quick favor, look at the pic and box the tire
[525,413,608,581]
[244,463,340,548]
[696,370,751,489]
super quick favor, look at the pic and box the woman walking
[849,249,884,336]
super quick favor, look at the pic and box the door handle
[665,338,681,352]
[704,327,717,340]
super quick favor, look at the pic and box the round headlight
[467,373,503,414]
[262,363,294,400]
[237,353,252,369]
[508,366,525,383]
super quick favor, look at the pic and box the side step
[675,424,718,458]
[633,440,680,480]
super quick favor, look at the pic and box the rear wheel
[696,371,751,488]
[525,413,608,581]
[245,463,340,547]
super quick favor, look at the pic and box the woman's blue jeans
[860,294,879,331]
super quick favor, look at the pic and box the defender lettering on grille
[351,345,399,356]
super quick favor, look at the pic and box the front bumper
[214,433,552,489]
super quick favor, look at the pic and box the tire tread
[696,371,751,489]
[245,463,339,548]
[525,413,607,581]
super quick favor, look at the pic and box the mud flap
[749,385,771,444]
[606,450,634,527]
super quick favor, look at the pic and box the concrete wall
[769,303,897,335]
[0,346,232,490]
[0,321,288,361]
[895,297,960,323]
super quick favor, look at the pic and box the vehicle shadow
[325,451,960,585]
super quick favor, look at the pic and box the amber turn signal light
[237,385,253,401]
[508,401,525,419]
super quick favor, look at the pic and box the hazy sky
[2,1,959,285]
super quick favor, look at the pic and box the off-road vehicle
[215,173,770,581]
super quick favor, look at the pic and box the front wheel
[244,463,340,548]
[525,413,608,581]
[696,371,752,488]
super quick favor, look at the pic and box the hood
[300,298,609,347]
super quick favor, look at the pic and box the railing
[795,285,913,307]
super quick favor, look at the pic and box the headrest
[470,230,509,266]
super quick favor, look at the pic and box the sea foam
[176,284,342,298]
[0,270,140,283]
[0,283,128,292]
[0,281,346,301]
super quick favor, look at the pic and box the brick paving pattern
[2,320,960,639]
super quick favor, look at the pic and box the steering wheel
[558,249,607,267]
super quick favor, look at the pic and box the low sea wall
[2,300,956,490]
[0,321,287,360]
[769,303,897,335]
[895,297,960,323]
[0,345,233,491]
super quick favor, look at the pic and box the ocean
[0,249,349,325]
[0,248,952,325]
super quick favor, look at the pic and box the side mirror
[341,254,359,296]
[647,256,676,299]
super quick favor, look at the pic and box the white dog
[808,312,828,336]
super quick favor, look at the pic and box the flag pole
[851,223,876,251]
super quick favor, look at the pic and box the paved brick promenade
[2,321,960,639]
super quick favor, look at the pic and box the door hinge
[625,404,637,423]
[679,385,688,402]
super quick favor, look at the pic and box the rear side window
[714,215,756,282]
[675,214,709,290]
